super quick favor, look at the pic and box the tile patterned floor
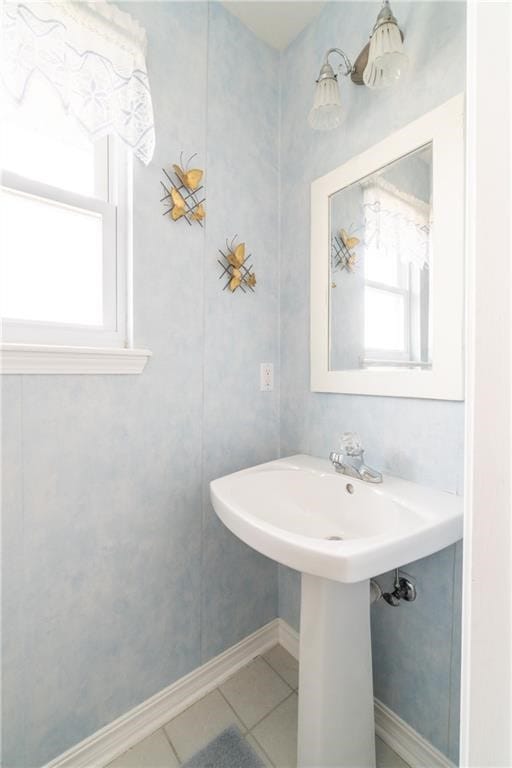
[108,645,410,768]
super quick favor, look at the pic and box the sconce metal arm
[318,48,353,81]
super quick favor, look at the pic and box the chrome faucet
[329,432,383,484]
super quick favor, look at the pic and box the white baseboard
[45,618,455,768]
[277,617,300,659]
[277,620,455,768]
[45,619,280,768]
[374,700,455,768]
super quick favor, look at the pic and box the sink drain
[326,535,344,541]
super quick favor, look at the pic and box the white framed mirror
[310,95,465,400]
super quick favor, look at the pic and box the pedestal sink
[210,454,463,768]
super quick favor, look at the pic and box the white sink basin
[210,453,463,768]
[210,454,463,583]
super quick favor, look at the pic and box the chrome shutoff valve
[382,569,417,606]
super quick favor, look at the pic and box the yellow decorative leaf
[184,168,203,190]
[233,243,245,266]
[347,253,358,271]
[227,242,245,268]
[173,164,203,191]
[341,229,360,250]
[191,203,205,222]
[170,187,187,220]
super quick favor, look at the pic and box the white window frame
[1,136,151,374]
[3,136,124,347]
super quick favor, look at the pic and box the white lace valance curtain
[362,178,431,271]
[1,1,155,164]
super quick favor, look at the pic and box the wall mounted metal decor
[161,153,205,227]
[331,228,360,274]
[218,236,257,293]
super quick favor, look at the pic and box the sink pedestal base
[297,575,376,768]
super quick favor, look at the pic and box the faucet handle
[340,432,364,457]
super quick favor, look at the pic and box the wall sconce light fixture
[309,0,408,131]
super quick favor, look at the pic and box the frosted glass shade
[308,76,343,130]
[363,21,408,89]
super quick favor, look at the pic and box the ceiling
[221,2,326,51]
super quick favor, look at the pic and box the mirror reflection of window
[362,175,431,366]
[328,143,433,372]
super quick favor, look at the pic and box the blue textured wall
[278,2,465,762]
[1,4,279,765]
[2,2,465,766]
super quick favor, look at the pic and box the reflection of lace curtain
[1,1,155,164]
[363,178,431,270]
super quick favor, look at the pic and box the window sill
[1,344,152,374]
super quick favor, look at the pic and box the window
[1,75,131,349]
[362,178,431,367]
[364,223,411,361]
